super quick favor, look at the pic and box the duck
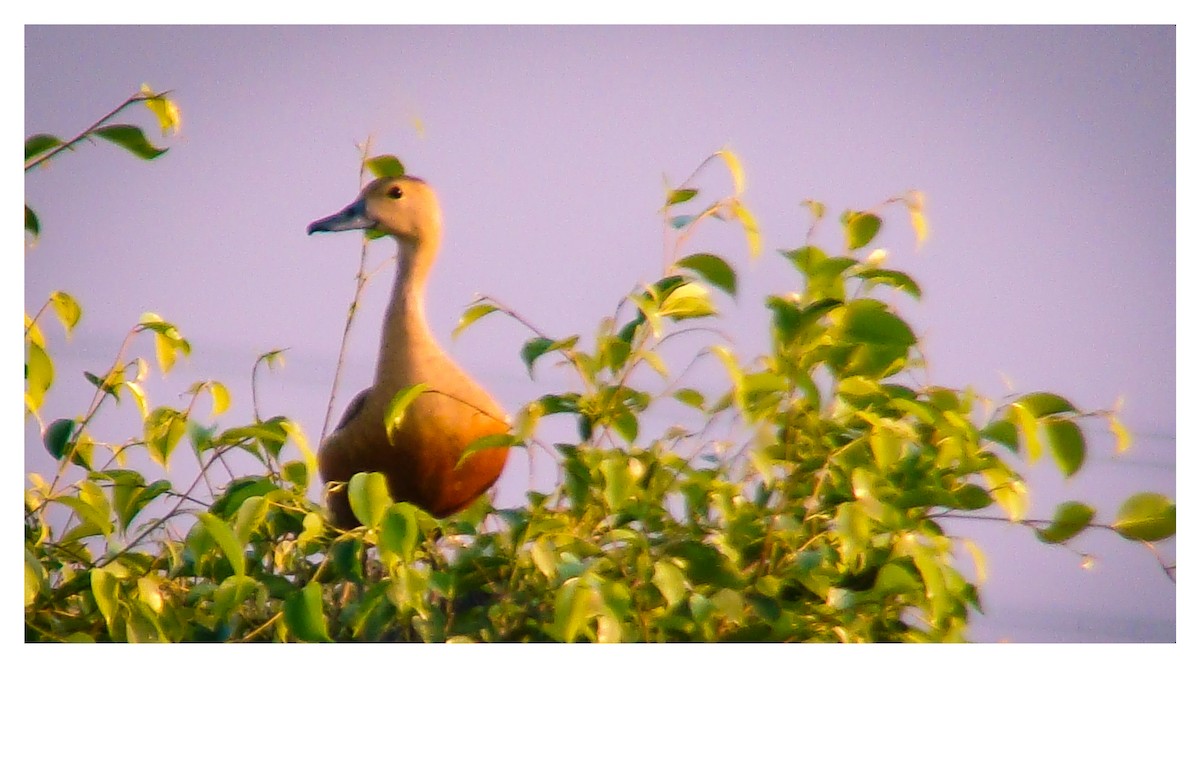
[307,175,509,529]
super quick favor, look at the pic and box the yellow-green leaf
[1043,418,1086,477]
[453,302,500,339]
[1036,501,1095,544]
[676,252,737,296]
[50,291,81,337]
[845,212,882,250]
[197,512,246,578]
[1108,414,1133,454]
[652,560,688,609]
[384,383,428,443]
[283,582,332,642]
[1112,493,1175,542]
[731,200,761,258]
[717,147,745,194]
[348,471,392,530]
[366,154,406,179]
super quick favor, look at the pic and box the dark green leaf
[1112,493,1175,542]
[845,212,882,250]
[1043,418,1086,477]
[677,252,737,296]
[25,133,63,161]
[520,335,578,377]
[366,154,405,179]
[283,582,332,642]
[854,268,922,299]
[43,418,77,460]
[92,124,167,160]
[981,419,1019,452]
[842,301,916,348]
[25,205,40,238]
[1036,501,1095,544]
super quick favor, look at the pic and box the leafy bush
[24,92,1175,642]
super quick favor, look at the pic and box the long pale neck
[373,233,441,389]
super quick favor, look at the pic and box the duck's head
[307,176,441,243]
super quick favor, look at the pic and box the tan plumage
[308,176,509,528]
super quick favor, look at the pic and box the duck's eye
[387,186,404,199]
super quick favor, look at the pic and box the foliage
[24,95,1175,642]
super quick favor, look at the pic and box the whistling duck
[307,175,509,528]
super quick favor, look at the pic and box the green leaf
[453,302,499,339]
[92,124,167,160]
[213,575,259,622]
[854,268,922,299]
[673,388,705,409]
[1043,418,1086,477]
[531,539,557,579]
[841,302,916,349]
[50,291,82,336]
[283,582,332,642]
[348,471,392,529]
[845,212,882,250]
[197,512,246,578]
[1036,501,1096,544]
[25,133,62,161]
[981,419,1019,453]
[666,187,698,206]
[553,577,590,643]
[90,568,120,632]
[366,154,405,179]
[659,281,716,320]
[520,335,578,377]
[1016,392,1077,418]
[676,252,737,296]
[24,548,47,607]
[25,341,54,412]
[144,407,187,468]
[1112,493,1175,542]
[43,418,77,460]
[1009,402,1042,463]
[25,205,40,239]
[652,560,688,609]
[456,433,516,468]
[384,383,428,443]
[379,503,421,563]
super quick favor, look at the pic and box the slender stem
[321,137,376,445]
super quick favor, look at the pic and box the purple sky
[24,25,1175,641]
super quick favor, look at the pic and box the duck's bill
[307,199,377,234]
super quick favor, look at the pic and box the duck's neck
[374,233,441,389]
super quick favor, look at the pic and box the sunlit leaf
[348,471,392,530]
[453,302,499,339]
[717,147,745,194]
[384,383,428,443]
[1112,493,1175,542]
[283,582,332,642]
[666,187,698,206]
[92,124,167,160]
[982,467,1028,521]
[1015,392,1077,418]
[854,268,922,299]
[144,407,187,468]
[659,281,715,320]
[366,154,405,179]
[50,291,82,336]
[140,85,182,135]
[1009,402,1042,463]
[456,433,517,468]
[731,200,761,257]
[676,252,737,296]
[1108,414,1133,454]
[25,548,47,607]
[961,538,988,584]
[845,212,882,250]
[90,568,119,632]
[1036,501,1095,544]
[652,560,688,609]
[25,341,54,412]
[198,512,246,578]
